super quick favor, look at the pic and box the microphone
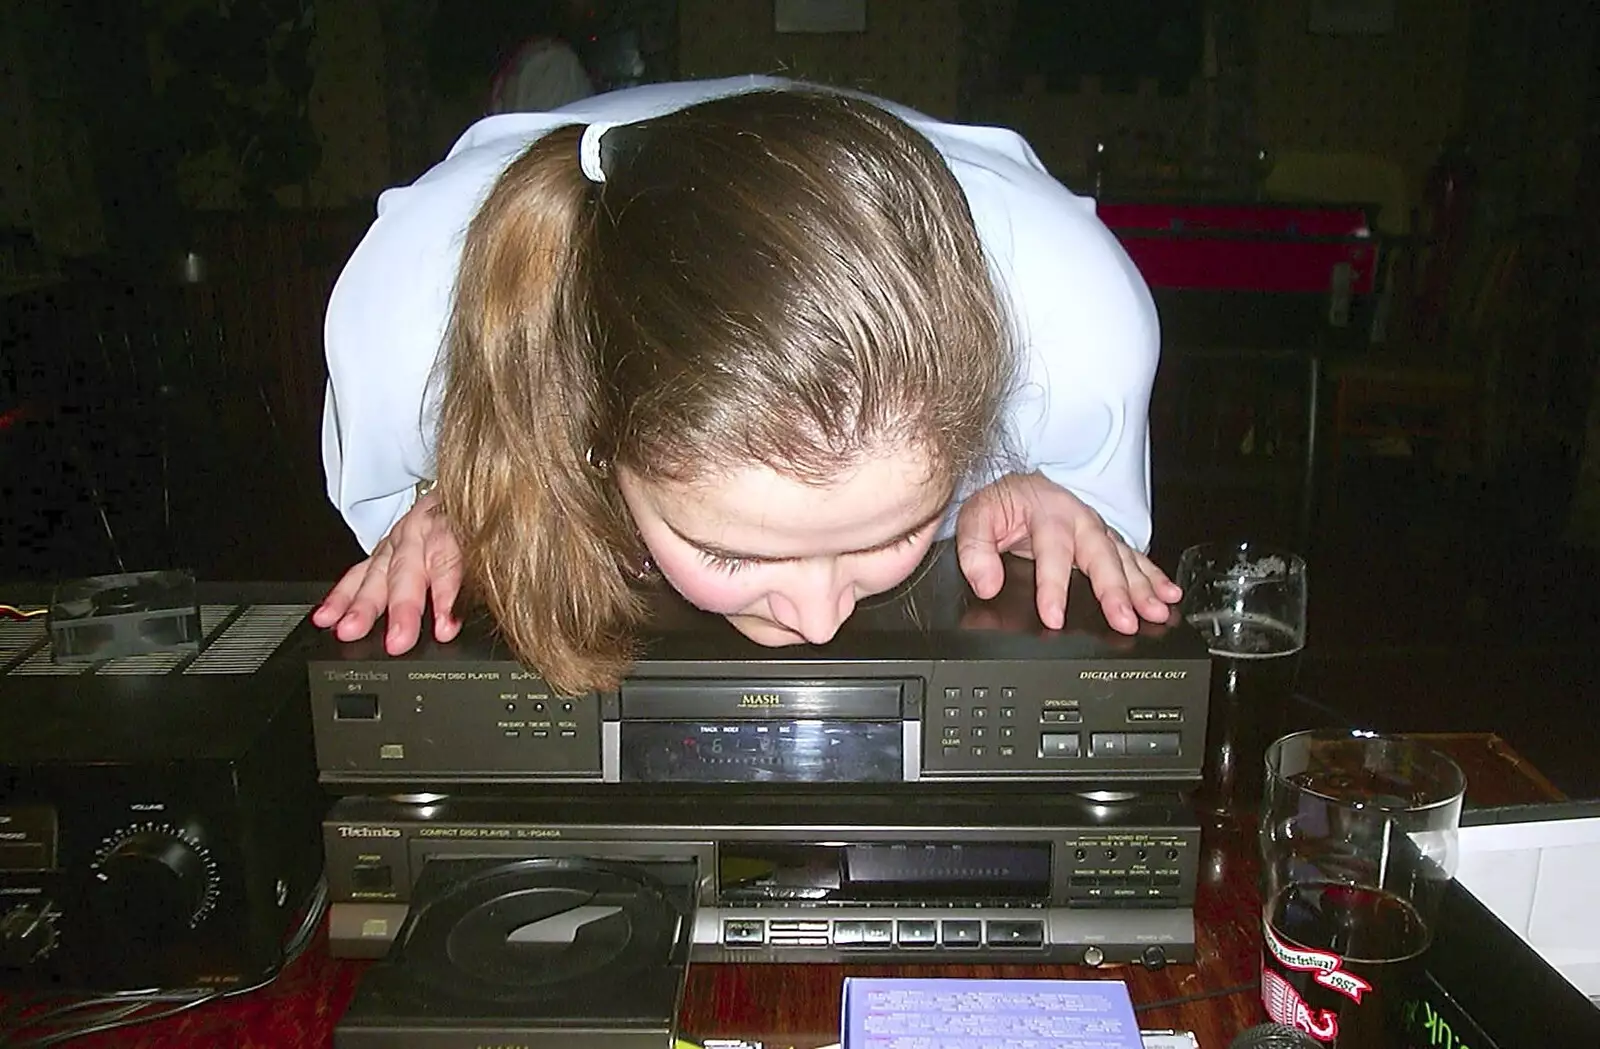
[1228,1024,1323,1049]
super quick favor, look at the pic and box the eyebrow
[667,501,950,564]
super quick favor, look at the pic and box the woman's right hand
[312,490,465,654]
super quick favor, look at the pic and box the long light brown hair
[435,89,1016,694]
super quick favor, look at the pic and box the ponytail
[434,124,646,695]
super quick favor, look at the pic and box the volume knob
[91,822,219,939]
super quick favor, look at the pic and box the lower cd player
[323,791,1200,968]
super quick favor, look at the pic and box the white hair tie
[579,121,617,184]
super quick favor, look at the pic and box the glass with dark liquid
[1177,542,1307,817]
[1259,731,1466,1047]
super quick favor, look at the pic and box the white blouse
[321,76,1160,555]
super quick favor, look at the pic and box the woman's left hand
[955,471,1182,633]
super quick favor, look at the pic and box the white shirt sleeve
[320,138,534,553]
[927,123,1161,553]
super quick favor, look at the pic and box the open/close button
[723,919,764,946]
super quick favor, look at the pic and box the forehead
[648,448,947,559]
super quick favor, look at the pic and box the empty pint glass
[1258,730,1466,1047]
[1177,542,1307,816]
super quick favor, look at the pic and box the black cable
[8,996,218,1049]
[0,882,324,1048]
[0,877,327,1048]
[1133,980,1258,1013]
[2,992,210,1046]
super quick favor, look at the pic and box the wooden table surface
[0,733,1566,1048]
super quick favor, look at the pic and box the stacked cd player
[309,548,1212,1047]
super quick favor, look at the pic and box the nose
[767,561,857,645]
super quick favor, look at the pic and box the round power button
[1082,945,1105,967]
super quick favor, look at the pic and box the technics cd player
[324,791,1200,968]
[309,549,1211,792]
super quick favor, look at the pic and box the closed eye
[695,529,924,576]
[698,549,755,575]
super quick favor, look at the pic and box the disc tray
[334,856,697,1048]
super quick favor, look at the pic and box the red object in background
[1097,201,1379,296]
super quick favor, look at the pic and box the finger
[1077,529,1138,634]
[954,504,1008,601]
[1028,520,1077,631]
[1140,551,1183,614]
[313,560,371,627]
[334,544,392,641]
[1119,545,1172,623]
[428,543,465,643]
[383,539,431,656]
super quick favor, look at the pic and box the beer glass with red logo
[1258,730,1465,1048]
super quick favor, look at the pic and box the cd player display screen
[718,841,1052,902]
[618,720,902,782]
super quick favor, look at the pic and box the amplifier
[309,550,1211,792]
[0,591,327,992]
[324,791,1201,968]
